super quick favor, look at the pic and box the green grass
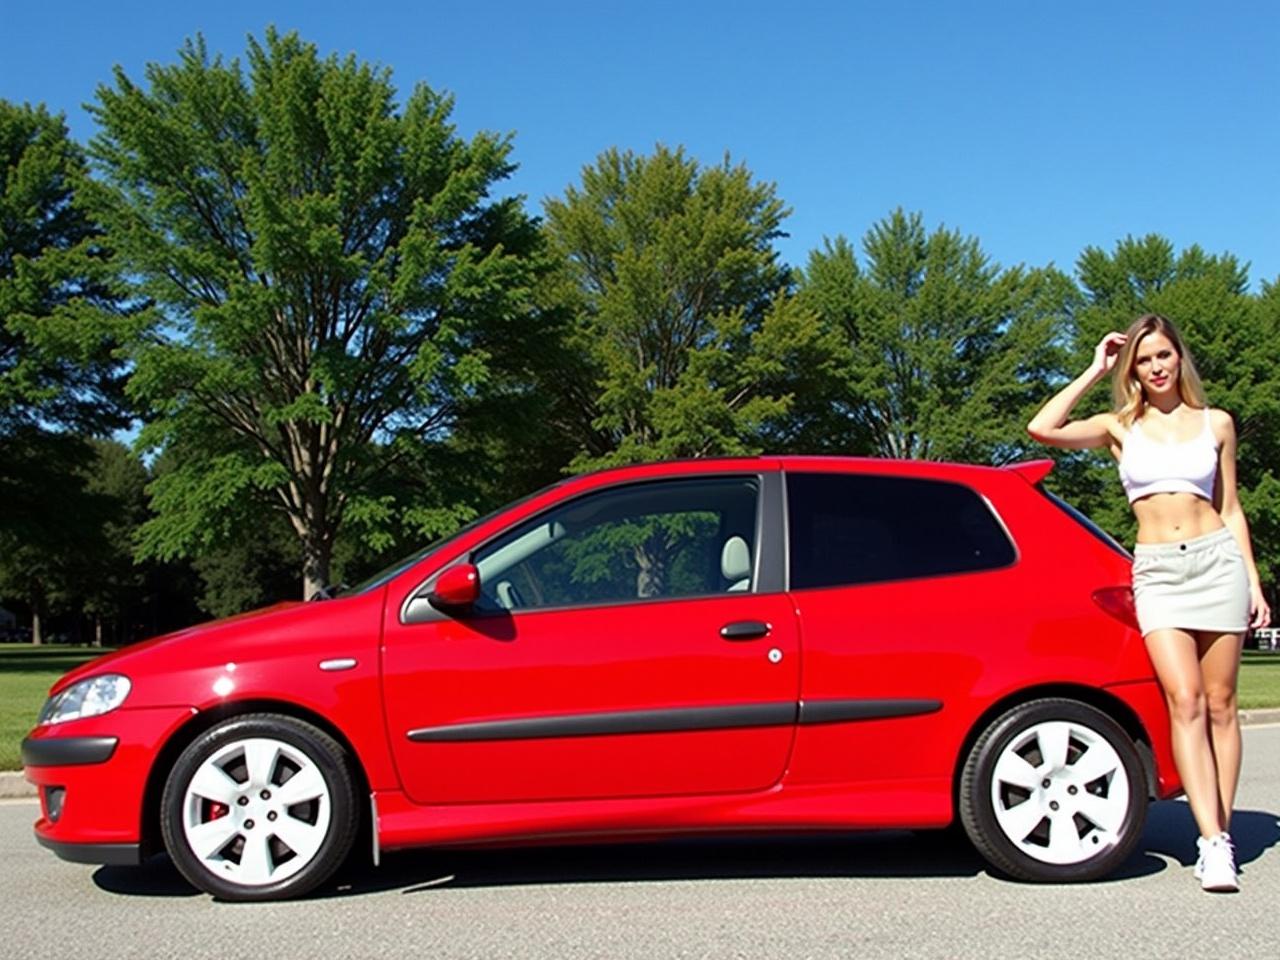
[1239,650,1280,710]
[0,644,109,770]
[1,643,1278,772]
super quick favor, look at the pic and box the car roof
[560,455,1052,489]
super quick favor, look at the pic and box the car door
[381,472,800,804]
[782,467,1021,792]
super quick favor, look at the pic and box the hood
[51,601,306,693]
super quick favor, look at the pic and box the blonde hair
[1111,314,1207,426]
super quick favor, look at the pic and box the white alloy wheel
[162,715,357,900]
[988,719,1130,865]
[959,698,1147,882]
[180,736,333,886]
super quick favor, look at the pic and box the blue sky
[3,1,1277,286]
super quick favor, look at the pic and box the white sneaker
[1197,833,1239,892]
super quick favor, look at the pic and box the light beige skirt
[1132,527,1249,636]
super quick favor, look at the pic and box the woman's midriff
[1133,492,1225,544]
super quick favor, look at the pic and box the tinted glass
[471,476,760,612]
[787,472,1015,589]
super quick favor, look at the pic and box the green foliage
[0,100,124,436]
[84,30,544,595]
[190,512,301,618]
[798,210,1076,462]
[543,145,843,469]
[1,98,127,619]
[0,437,138,643]
[78,438,149,628]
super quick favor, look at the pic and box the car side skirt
[372,778,954,850]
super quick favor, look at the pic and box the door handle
[720,620,771,641]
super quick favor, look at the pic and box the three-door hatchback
[23,456,1177,900]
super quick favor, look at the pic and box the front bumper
[35,834,141,866]
[22,735,118,766]
[23,706,196,857]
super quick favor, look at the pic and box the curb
[1239,706,1280,727]
[4,708,1279,802]
[0,770,34,799]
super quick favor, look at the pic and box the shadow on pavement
[355,829,986,897]
[93,829,985,899]
[90,801,1279,901]
[1134,799,1279,873]
[93,855,199,898]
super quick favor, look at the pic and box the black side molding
[21,736,119,767]
[35,834,141,866]
[408,698,942,743]
[409,702,797,742]
[799,699,942,725]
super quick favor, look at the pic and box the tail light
[1092,586,1139,630]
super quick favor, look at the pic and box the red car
[23,456,1176,900]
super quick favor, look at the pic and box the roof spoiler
[1003,459,1054,485]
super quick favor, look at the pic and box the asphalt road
[3,725,1278,960]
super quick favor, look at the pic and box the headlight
[37,675,132,726]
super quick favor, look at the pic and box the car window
[339,479,569,597]
[471,476,760,612]
[786,472,1015,590]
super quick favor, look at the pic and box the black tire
[160,714,358,901]
[959,698,1147,882]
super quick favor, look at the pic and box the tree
[0,432,103,644]
[85,31,544,597]
[79,438,149,645]
[0,100,123,438]
[542,144,843,470]
[797,210,1075,463]
[0,100,126,642]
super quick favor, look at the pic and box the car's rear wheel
[959,698,1147,882]
[160,714,357,900]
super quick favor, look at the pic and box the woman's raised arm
[1026,332,1127,449]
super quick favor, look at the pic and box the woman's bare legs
[1196,630,1245,830]
[1144,628,1223,838]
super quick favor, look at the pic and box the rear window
[786,472,1016,590]
[1038,487,1132,560]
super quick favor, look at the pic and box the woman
[1027,313,1270,892]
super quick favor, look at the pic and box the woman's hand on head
[1092,332,1128,376]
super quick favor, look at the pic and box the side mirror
[428,563,480,611]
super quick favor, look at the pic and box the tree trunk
[94,616,103,648]
[301,533,333,601]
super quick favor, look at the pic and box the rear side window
[786,472,1015,589]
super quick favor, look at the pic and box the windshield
[337,478,569,597]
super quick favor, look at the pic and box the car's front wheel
[160,714,357,900]
[959,698,1147,882]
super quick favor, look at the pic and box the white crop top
[1118,407,1219,504]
